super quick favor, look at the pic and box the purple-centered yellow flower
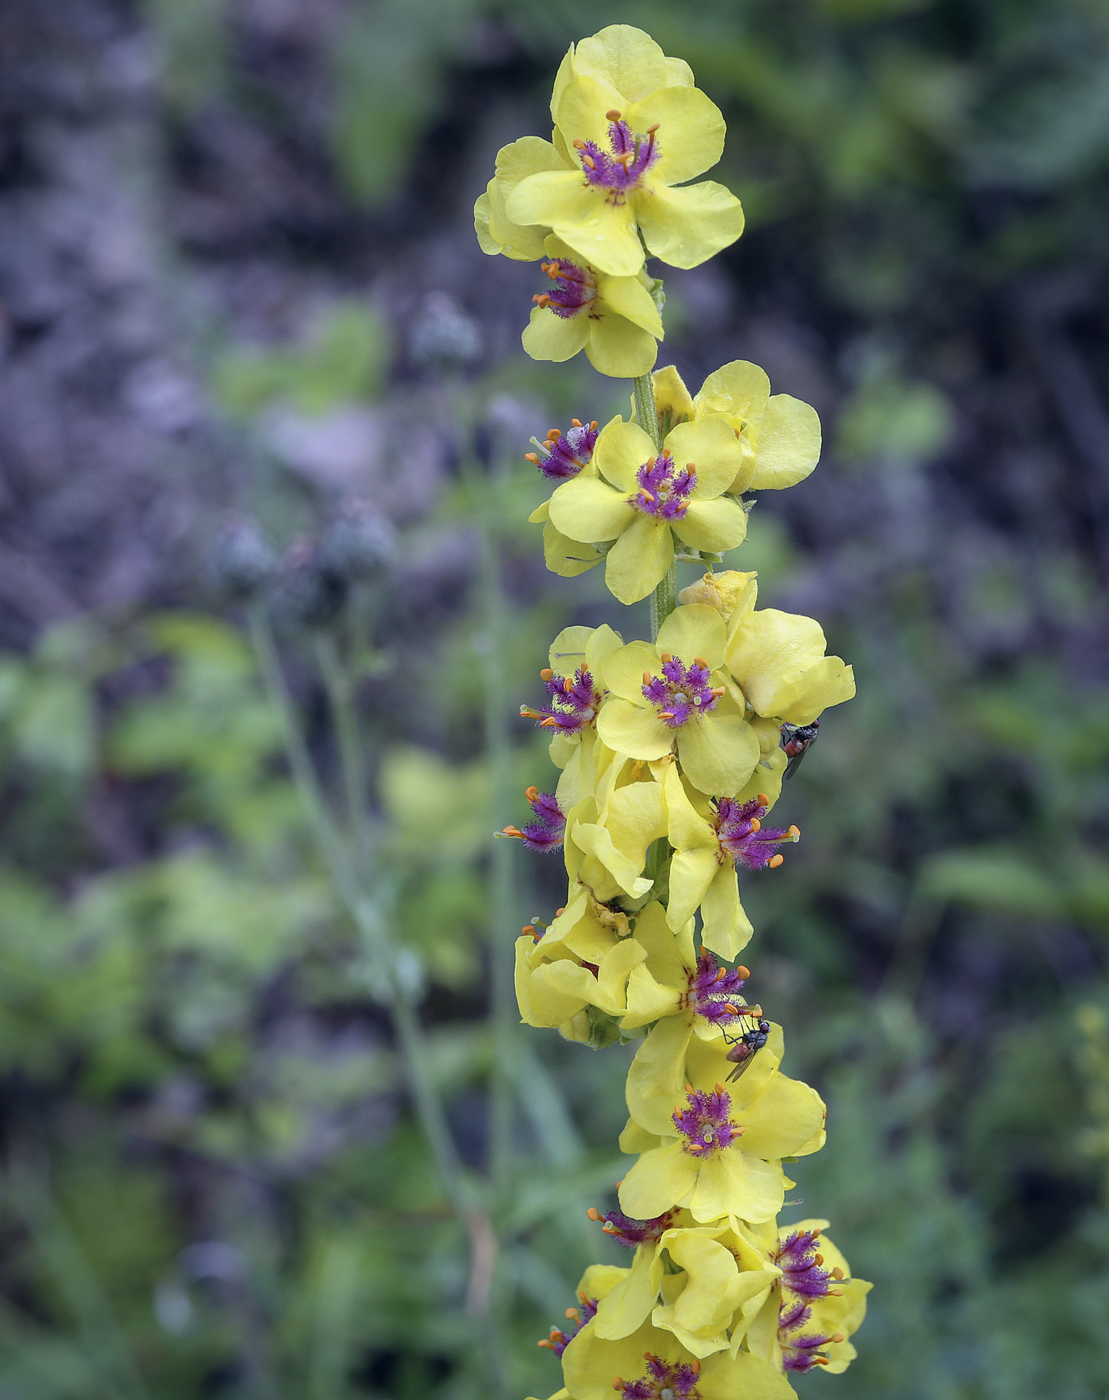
[548,418,748,606]
[506,38,745,278]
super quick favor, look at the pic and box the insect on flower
[781,718,819,779]
[722,1006,771,1081]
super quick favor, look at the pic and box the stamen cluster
[575,112,661,198]
[642,653,723,728]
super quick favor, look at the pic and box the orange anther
[525,452,539,463]
[547,428,560,439]
[832,1267,844,1279]
[564,678,573,692]
[690,1360,700,1373]
[642,671,653,684]
[572,418,582,427]
[565,1308,580,1321]
[715,1081,725,1093]
[522,925,535,936]
[757,793,770,806]
[694,656,708,668]
[502,825,523,838]
[612,1380,623,1391]
[591,420,598,429]
[832,1333,844,1344]
[709,686,726,698]
[606,108,622,120]
[532,294,551,307]
[722,1005,738,1017]
[737,965,750,978]
[714,967,727,981]
[788,824,800,839]
[540,717,558,727]
[647,123,660,134]
[769,854,784,869]
[587,1207,601,1220]
[659,711,676,721]
[750,818,761,833]
[814,1253,824,1266]
[539,1339,554,1350]
[660,652,672,662]
[684,1083,694,1093]
[525,785,539,801]
[555,907,565,916]
[540,667,553,680]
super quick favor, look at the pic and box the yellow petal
[603,640,660,702]
[689,1150,784,1223]
[555,72,626,152]
[594,1243,663,1339]
[672,496,749,552]
[593,936,649,1013]
[618,1140,698,1220]
[483,137,570,261]
[598,697,674,762]
[549,473,636,543]
[508,171,644,277]
[627,84,725,186]
[528,499,550,524]
[695,359,770,420]
[586,314,659,378]
[699,864,753,961]
[667,855,721,932]
[570,26,670,101]
[675,708,760,797]
[522,305,590,363]
[598,273,664,338]
[633,898,694,981]
[543,522,604,577]
[699,1351,797,1400]
[739,1074,827,1160]
[652,365,695,428]
[605,513,674,604]
[626,1016,695,1135]
[594,417,655,492]
[636,180,745,270]
[772,655,856,726]
[663,416,744,498]
[577,1263,633,1306]
[655,603,726,668]
[749,393,821,490]
[585,623,625,675]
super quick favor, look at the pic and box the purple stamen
[684,952,756,1027]
[534,258,598,318]
[641,652,720,730]
[521,665,603,734]
[672,1086,740,1156]
[775,1230,835,1300]
[573,116,661,202]
[526,419,599,480]
[539,1293,599,1357]
[588,1206,676,1248]
[501,789,566,852]
[616,1355,701,1400]
[714,796,799,871]
[630,450,695,522]
[781,1330,836,1373]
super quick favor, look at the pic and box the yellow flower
[723,597,855,727]
[474,137,567,261]
[562,1314,796,1400]
[740,1219,871,1377]
[591,1216,781,1359]
[659,765,795,962]
[563,762,667,906]
[616,1019,825,1224]
[504,31,744,278]
[523,238,663,378]
[548,419,748,606]
[515,895,647,1030]
[647,362,821,494]
[597,606,760,798]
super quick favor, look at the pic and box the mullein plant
[477,26,869,1397]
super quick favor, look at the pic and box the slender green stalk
[314,631,370,855]
[633,372,677,640]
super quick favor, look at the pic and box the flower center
[525,419,599,480]
[684,952,761,1027]
[539,1292,598,1357]
[629,449,695,521]
[613,1354,700,1400]
[586,1205,676,1247]
[714,794,800,871]
[499,788,566,852]
[533,257,598,318]
[521,664,603,734]
[775,1229,841,1300]
[672,1085,740,1156]
[641,652,723,729]
[574,109,661,203]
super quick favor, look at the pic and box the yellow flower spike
[598,606,760,798]
[549,419,748,606]
[693,360,822,493]
[523,238,663,378]
[724,607,856,727]
[562,1312,797,1400]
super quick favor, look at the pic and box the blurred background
[1,0,1109,1396]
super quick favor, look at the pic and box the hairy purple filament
[780,1327,836,1373]
[587,1205,676,1248]
[534,257,598,317]
[630,449,695,521]
[539,1293,598,1356]
[672,1086,740,1156]
[684,951,754,1027]
[574,114,661,201]
[501,789,565,852]
[521,665,602,734]
[714,796,799,871]
[642,652,721,729]
[616,1354,700,1400]
[526,419,599,481]
[775,1229,835,1300]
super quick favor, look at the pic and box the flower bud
[208,516,276,602]
[318,499,396,582]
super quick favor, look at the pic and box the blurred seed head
[409,292,482,372]
[318,498,396,582]
[208,515,276,602]
[272,538,348,630]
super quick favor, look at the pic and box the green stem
[314,631,370,856]
[633,372,677,640]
